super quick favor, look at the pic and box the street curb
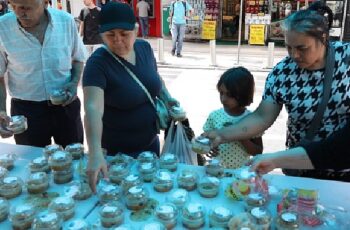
[157,62,273,72]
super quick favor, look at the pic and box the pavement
[146,37,288,71]
[1,38,289,161]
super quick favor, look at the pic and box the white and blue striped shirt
[0,8,87,101]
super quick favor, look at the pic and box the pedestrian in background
[202,67,263,168]
[136,0,150,38]
[0,0,86,146]
[79,0,103,56]
[169,0,193,57]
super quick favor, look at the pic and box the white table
[84,163,350,229]
[1,142,350,229]
[0,142,99,229]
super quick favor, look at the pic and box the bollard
[210,40,217,66]
[267,42,275,69]
[158,38,165,63]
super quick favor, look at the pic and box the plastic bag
[162,121,197,165]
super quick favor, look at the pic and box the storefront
[343,0,350,41]
[133,0,163,37]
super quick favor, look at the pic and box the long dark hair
[217,67,255,107]
[282,1,334,45]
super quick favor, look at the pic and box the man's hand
[0,111,13,138]
[62,82,78,106]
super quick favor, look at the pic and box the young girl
[203,67,263,168]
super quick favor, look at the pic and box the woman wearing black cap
[82,2,178,192]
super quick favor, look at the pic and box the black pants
[11,98,83,148]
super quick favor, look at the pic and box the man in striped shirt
[0,0,87,147]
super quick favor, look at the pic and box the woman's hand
[86,152,108,193]
[166,97,179,108]
[202,130,224,148]
[248,154,278,175]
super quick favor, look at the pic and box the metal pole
[210,40,217,66]
[341,0,348,41]
[158,38,165,63]
[266,42,275,68]
[236,0,244,65]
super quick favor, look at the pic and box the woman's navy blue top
[83,39,162,155]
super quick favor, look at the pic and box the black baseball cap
[99,2,136,33]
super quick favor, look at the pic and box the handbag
[102,46,170,130]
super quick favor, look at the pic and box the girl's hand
[86,152,108,193]
[248,154,278,175]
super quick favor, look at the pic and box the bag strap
[304,44,335,140]
[102,46,157,110]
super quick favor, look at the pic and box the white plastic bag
[162,121,198,165]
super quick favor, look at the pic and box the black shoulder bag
[283,44,336,178]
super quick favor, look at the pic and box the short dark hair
[283,1,333,44]
[217,67,255,107]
